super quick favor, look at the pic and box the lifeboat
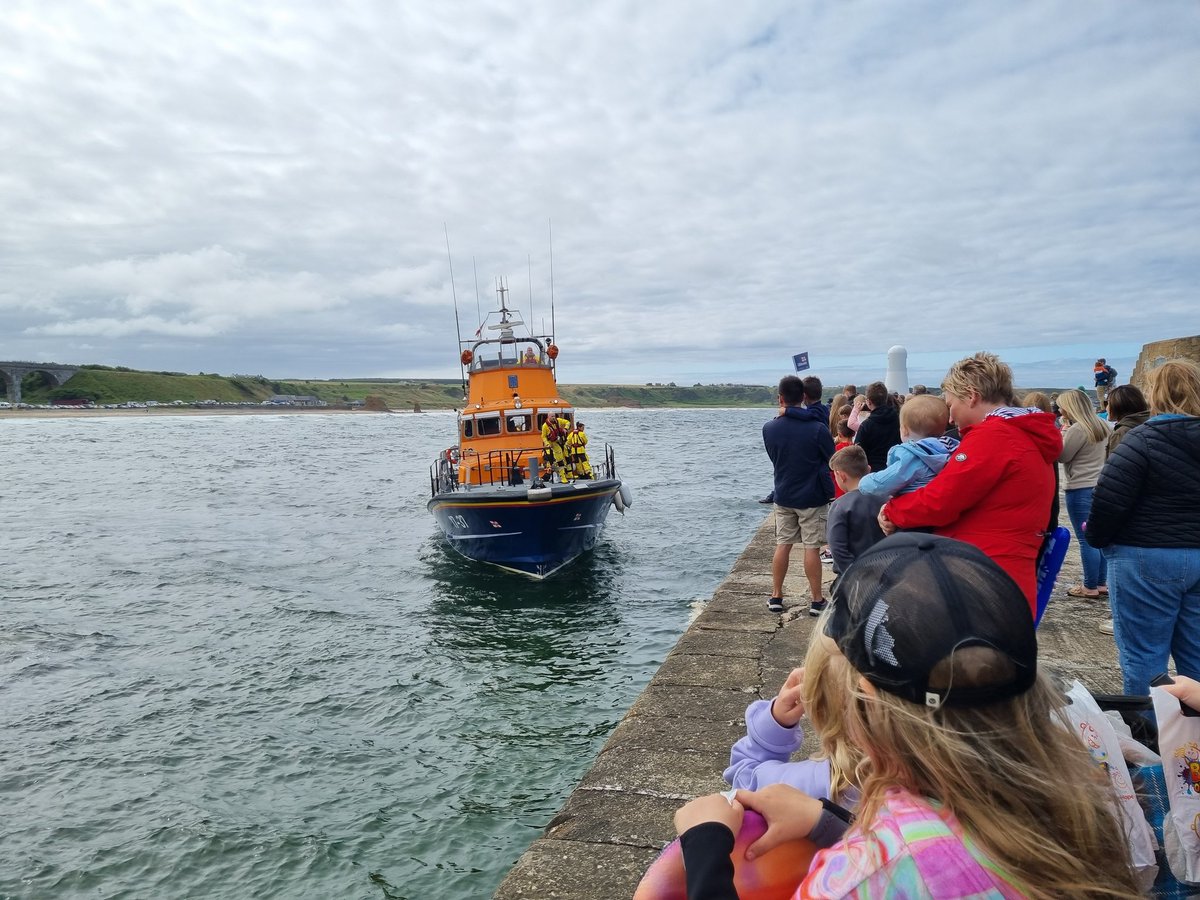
[427,281,625,578]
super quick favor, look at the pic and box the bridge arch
[0,362,80,406]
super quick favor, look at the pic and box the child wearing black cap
[673,534,1140,899]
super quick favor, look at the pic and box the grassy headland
[15,366,778,409]
[14,365,1071,410]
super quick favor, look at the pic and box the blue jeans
[1105,545,1200,695]
[1065,487,1107,589]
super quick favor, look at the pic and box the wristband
[820,796,854,824]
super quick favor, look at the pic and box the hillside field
[16,367,778,409]
[15,365,1073,410]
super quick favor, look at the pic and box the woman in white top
[1057,389,1109,598]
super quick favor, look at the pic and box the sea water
[0,408,774,898]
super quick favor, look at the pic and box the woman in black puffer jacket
[1086,359,1200,696]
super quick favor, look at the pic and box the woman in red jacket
[878,352,1062,615]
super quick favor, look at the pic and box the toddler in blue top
[858,394,958,498]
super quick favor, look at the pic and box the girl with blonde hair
[1086,358,1200,695]
[674,534,1140,898]
[827,394,850,437]
[1056,388,1110,600]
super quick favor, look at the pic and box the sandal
[1098,586,1109,596]
[1067,585,1101,599]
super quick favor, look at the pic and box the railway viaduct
[0,361,79,406]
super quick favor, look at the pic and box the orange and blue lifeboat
[427,301,628,578]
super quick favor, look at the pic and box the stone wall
[1131,334,1200,388]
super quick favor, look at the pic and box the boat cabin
[453,302,575,487]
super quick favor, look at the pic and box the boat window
[461,418,474,438]
[476,413,502,436]
[506,412,532,433]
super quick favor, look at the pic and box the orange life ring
[546,344,559,360]
[460,349,473,366]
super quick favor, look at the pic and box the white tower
[885,345,909,396]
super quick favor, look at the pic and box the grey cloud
[0,0,1196,385]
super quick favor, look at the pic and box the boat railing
[429,443,618,497]
[474,447,544,488]
[430,454,459,496]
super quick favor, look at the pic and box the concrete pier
[493,512,1119,898]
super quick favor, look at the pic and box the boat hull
[428,479,620,578]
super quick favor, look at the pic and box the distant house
[266,394,327,407]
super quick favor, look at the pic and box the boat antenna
[548,218,556,354]
[472,257,482,329]
[444,224,466,398]
[527,253,534,333]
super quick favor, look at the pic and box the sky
[2,1,1197,389]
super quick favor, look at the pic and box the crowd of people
[669,351,1200,897]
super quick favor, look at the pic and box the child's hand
[674,792,744,837]
[770,667,806,727]
[736,785,823,860]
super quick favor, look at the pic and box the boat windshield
[470,340,547,371]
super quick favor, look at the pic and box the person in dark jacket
[1086,359,1200,696]
[852,381,901,473]
[763,375,835,615]
[1104,384,1152,458]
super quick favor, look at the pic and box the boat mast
[527,253,534,335]
[548,219,556,374]
[473,257,482,330]
[444,225,466,400]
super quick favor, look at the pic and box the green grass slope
[19,365,1073,409]
[20,367,780,408]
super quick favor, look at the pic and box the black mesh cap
[823,533,1037,709]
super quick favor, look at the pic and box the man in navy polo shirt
[763,375,835,615]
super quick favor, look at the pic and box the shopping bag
[1065,681,1159,890]
[1035,526,1071,626]
[1151,686,1200,884]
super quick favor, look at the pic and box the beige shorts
[774,504,829,548]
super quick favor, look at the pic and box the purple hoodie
[723,699,860,808]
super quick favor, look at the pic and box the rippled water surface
[0,409,775,899]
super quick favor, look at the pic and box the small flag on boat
[792,352,810,372]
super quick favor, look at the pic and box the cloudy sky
[2,1,1197,388]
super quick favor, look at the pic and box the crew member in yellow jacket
[566,422,593,480]
[541,415,572,481]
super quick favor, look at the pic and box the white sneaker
[1098,619,1114,635]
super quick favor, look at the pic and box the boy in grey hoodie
[826,445,885,577]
